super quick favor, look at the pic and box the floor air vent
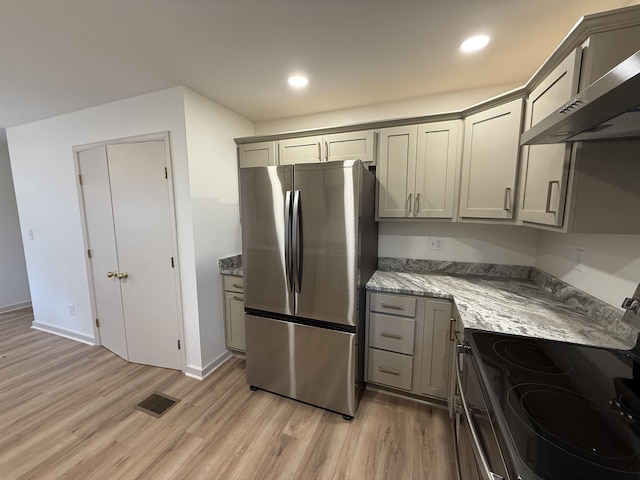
[135,392,180,417]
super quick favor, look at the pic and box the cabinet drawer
[223,275,244,293]
[367,348,413,391]
[369,313,415,355]
[369,293,416,317]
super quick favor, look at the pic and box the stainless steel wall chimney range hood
[521,50,640,145]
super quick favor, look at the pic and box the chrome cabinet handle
[545,180,560,214]
[449,318,456,342]
[379,365,400,376]
[407,193,413,216]
[324,141,329,161]
[380,330,402,340]
[381,303,403,311]
[232,283,243,289]
[503,187,512,212]
[232,295,244,301]
[414,193,420,216]
[317,142,322,162]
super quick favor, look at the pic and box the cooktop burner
[471,331,640,480]
[508,383,640,472]
[493,339,572,375]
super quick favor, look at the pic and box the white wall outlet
[68,303,75,316]
[574,248,585,272]
[428,237,443,251]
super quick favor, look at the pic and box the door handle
[284,191,294,293]
[407,193,413,216]
[292,190,303,294]
[414,193,420,216]
[107,271,116,278]
[324,141,329,161]
[116,272,128,280]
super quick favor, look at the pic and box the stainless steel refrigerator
[240,160,377,419]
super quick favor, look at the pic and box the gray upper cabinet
[377,121,461,219]
[238,141,276,168]
[324,130,377,165]
[459,98,524,220]
[278,136,324,165]
[278,130,377,166]
[519,24,640,233]
[519,49,581,226]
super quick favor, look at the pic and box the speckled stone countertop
[368,265,638,351]
[218,254,242,276]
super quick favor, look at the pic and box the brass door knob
[116,272,128,280]
[107,271,115,278]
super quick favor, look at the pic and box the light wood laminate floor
[0,308,456,479]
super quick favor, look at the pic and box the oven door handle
[455,344,505,480]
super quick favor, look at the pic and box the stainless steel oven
[454,340,512,480]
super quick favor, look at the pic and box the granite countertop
[218,254,242,276]
[219,253,637,350]
[367,268,638,350]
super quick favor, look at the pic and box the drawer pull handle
[380,330,402,340]
[379,365,401,376]
[232,283,243,289]
[381,303,403,311]
[232,295,244,301]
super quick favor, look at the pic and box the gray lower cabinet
[366,291,454,401]
[222,275,245,352]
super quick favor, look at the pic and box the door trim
[74,131,186,372]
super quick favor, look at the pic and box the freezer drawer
[245,314,360,417]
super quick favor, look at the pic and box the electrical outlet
[428,237,443,251]
[68,303,75,316]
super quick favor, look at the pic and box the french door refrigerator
[240,160,377,419]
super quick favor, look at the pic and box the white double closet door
[78,138,182,370]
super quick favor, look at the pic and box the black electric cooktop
[470,331,640,480]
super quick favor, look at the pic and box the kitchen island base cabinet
[366,292,454,402]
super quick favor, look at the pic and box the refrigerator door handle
[292,190,303,293]
[284,191,294,293]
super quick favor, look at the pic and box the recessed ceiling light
[287,75,309,88]
[460,35,490,53]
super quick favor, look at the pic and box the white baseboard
[185,350,233,380]
[0,301,32,314]
[31,321,96,346]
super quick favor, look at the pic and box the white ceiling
[0,0,637,129]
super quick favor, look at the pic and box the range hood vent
[521,50,640,145]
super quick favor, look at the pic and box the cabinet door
[520,50,580,226]
[377,125,417,218]
[417,299,453,399]
[414,121,461,218]
[225,291,245,351]
[238,142,276,168]
[459,99,523,220]
[324,130,377,165]
[278,136,323,165]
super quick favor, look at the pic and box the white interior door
[107,140,181,370]
[79,146,128,360]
